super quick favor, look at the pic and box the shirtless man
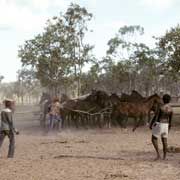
[150,94,173,160]
[49,97,62,131]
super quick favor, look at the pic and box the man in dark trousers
[0,99,19,158]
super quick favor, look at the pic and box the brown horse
[112,94,162,131]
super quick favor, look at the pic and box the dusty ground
[0,105,180,180]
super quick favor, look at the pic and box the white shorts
[152,122,169,138]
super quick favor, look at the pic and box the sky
[0,0,180,82]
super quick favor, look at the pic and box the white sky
[0,0,179,82]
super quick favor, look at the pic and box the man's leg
[57,115,62,130]
[49,114,54,130]
[0,131,6,155]
[152,135,161,160]
[7,131,15,158]
[161,137,168,160]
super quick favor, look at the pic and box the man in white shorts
[150,94,173,160]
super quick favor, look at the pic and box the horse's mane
[111,93,120,97]
[131,90,144,98]
[144,93,159,102]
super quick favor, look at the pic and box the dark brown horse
[61,90,111,128]
[112,94,162,131]
[110,93,121,106]
[61,92,98,128]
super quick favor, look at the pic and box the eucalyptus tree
[132,43,161,95]
[159,24,180,80]
[102,25,144,93]
[18,3,94,97]
[64,3,94,96]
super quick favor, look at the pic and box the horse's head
[110,93,121,105]
[96,90,111,108]
[85,89,98,103]
[147,94,163,110]
[60,94,70,103]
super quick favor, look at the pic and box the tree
[64,3,94,96]
[19,19,72,95]
[132,43,161,95]
[159,24,180,78]
[106,25,144,60]
[18,3,94,97]
[102,25,144,93]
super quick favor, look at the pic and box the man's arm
[5,112,14,131]
[4,112,19,134]
[149,105,160,129]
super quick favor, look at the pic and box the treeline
[17,3,180,98]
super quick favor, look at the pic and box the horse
[61,90,112,128]
[118,91,157,126]
[91,90,112,128]
[112,94,162,131]
[110,93,121,106]
[120,90,145,102]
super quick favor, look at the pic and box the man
[150,94,173,160]
[0,99,19,158]
[49,97,62,131]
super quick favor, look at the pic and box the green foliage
[18,3,93,96]
[159,24,180,77]
[106,25,144,59]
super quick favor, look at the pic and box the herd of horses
[39,90,162,131]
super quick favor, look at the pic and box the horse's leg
[85,114,89,129]
[147,111,151,125]
[67,112,71,127]
[132,117,138,131]
[79,114,84,128]
[113,114,122,127]
[91,115,95,128]
[73,112,79,128]
[121,115,128,128]
[133,115,143,131]
[94,115,97,127]
[124,116,128,128]
[86,114,90,127]
[99,114,103,128]
[107,113,111,128]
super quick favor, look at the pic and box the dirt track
[0,105,180,180]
